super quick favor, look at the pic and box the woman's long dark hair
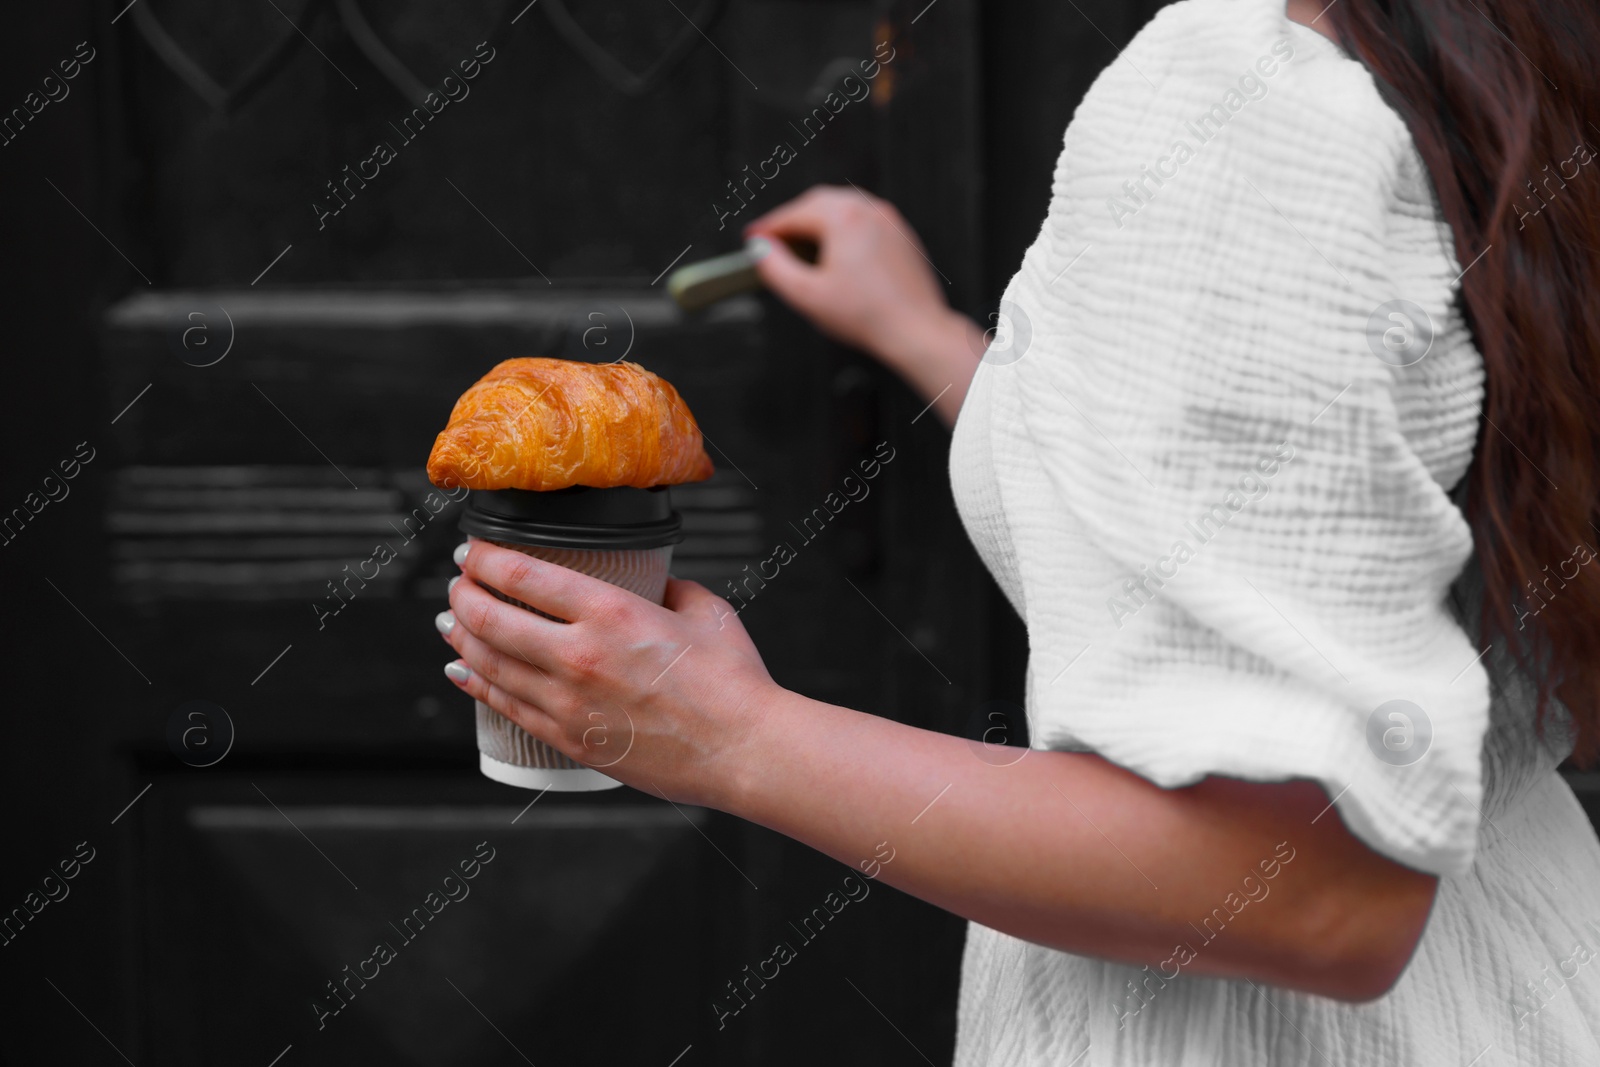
[1326,0,1600,764]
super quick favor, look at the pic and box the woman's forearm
[874,307,987,428]
[716,686,1438,1002]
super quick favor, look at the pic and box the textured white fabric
[947,1,1600,1063]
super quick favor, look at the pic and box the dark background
[9,0,1531,1064]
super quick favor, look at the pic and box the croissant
[426,358,715,492]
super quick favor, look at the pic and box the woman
[435,0,1600,1061]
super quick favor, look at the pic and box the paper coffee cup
[458,487,682,792]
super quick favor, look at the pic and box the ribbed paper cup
[459,487,682,792]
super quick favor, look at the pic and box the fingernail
[434,611,456,636]
[448,576,460,594]
[745,235,772,261]
[453,542,470,566]
[444,662,472,683]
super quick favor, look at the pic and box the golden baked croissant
[426,358,715,491]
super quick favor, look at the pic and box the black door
[71,2,999,1064]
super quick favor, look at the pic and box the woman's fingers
[454,538,621,624]
[745,192,837,312]
[440,655,560,748]
[749,237,831,317]
[446,567,574,674]
[437,608,564,711]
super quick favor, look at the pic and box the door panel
[133,772,731,1064]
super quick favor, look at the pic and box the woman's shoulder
[1045,0,1421,243]
[1070,0,1413,164]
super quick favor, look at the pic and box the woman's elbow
[1293,867,1440,1002]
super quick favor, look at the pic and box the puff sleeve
[986,12,1491,876]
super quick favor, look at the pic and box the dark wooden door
[83,2,999,1065]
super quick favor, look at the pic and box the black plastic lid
[460,486,683,549]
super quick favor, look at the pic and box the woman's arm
[745,186,987,428]
[728,688,1437,1002]
[439,541,1438,1004]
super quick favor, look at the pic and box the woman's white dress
[947,1,1600,1062]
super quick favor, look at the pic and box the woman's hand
[745,185,987,426]
[436,538,777,809]
[744,185,951,365]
